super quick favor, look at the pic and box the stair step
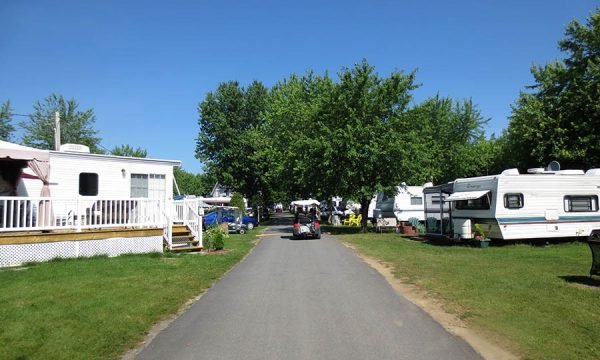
[173,239,199,246]
[172,230,193,236]
[173,235,195,240]
[170,246,203,252]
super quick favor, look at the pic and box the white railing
[0,196,166,232]
[163,210,173,250]
[172,199,203,248]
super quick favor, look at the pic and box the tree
[110,144,147,158]
[229,192,246,213]
[173,167,215,196]
[319,60,420,231]
[408,95,490,183]
[503,9,600,170]
[0,100,15,141]
[20,94,102,152]
[196,80,269,201]
[263,72,335,201]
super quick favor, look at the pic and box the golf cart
[291,200,321,239]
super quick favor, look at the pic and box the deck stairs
[169,224,202,252]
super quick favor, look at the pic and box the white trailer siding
[17,151,179,218]
[450,171,600,240]
[375,185,426,222]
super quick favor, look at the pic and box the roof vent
[59,143,90,153]
[501,168,520,176]
[585,169,600,176]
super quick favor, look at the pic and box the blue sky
[1,1,597,172]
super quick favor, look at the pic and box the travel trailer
[447,168,600,241]
[0,141,205,267]
[373,183,432,227]
[17,144,180,223]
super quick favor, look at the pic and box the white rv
[374,183,432,225]
[18,144,180,221]
[447,168,600,241]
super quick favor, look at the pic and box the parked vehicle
[203,206,255,230]
[291,199,321,239]
[446,167,600,241]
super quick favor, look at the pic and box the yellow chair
[349,214,362,226]
[343,214,356,226]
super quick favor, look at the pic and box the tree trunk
[360,197,370,233]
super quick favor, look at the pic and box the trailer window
[131,173,166,199]
[504,193,524,209]
[431,195,441,204]
[564,195,598,212]
[410,196,423,205]
[79,173,98,196]
[455,193,491,210]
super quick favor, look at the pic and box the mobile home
[447,168,600,241]
[374,183,432,225]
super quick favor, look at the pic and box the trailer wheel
[589,231,600,241]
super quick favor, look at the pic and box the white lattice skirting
[0,236,163,267]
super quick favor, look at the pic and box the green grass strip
[0,230,257,360]
[335,231,599,359]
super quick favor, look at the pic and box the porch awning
[0,140,49,162]
[446,190,490,201]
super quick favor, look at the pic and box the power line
[8,113,31,117]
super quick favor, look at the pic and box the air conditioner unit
[59,143,90,153]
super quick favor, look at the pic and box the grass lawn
[331,228,599,360]
[0,230,258,360]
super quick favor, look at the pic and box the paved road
[137,214,480,360]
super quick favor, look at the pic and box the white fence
[0,197,167,232]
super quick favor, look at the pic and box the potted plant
[472,223,490,248]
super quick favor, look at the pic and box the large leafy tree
[0,100,15,141]
[196,81,269,201]
[110,144,147,158]
[263,72,335,201]
[504,9,600,170]
[20,93,102,152]
[320,60,420,230]
[408,95,490,183]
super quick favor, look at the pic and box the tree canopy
[0,100,15,141]
[110,144,147,158]
[196,81,269,199]
[20,94,102,153]
[503,9,600,170]
[196,60,492,231]
[173,167,215,196]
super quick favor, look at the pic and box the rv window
[410,196,423,205]
[131,173,166,198]
[564,195,598,212]
[431,195,441,204]
[455,192,491,210]
[79,173,98,196]
[504,193,524,209]
[131,174,148,198]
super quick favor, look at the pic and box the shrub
[205,225,228,251]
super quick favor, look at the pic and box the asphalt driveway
[137,214,480,360]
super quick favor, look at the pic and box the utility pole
[54,111,61,150]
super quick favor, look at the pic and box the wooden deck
[0,227,163,245]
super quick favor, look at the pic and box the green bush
[205,225,228,251]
